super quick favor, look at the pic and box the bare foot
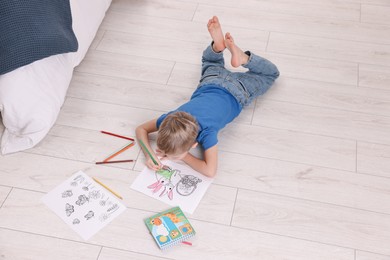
[207,16,225,52]
[225,32,249,67]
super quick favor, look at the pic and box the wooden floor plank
[0,188,354,260]
[0,229,101,260]
[216,151,390,214]
[233,189,390,255]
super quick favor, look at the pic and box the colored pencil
[103,142,132,161]
[92,177,123,200]
[103,142,134,162]
[96,160,134,164]
[101,131,135,141]
[182,241,192,246]
[138,139,159,166]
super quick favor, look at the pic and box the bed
[0,0,112,154]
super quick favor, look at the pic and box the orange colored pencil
[103,142,134,162]
[103,142,130,160]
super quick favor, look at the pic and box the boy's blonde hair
[157,111,199,155]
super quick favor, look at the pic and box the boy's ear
[192,142,198,149]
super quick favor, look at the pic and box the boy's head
[157,111,199,160]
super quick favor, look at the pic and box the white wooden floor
[2,0,390,259]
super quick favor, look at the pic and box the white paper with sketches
[42,170,126,240]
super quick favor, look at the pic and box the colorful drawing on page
[148,165,180,200]
[131,160,213,214]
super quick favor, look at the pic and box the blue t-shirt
[157,84,242,150]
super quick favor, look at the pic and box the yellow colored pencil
[92,177,123,200]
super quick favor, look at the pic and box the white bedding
[0,0,112,154]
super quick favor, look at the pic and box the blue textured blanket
[0,0,78,75]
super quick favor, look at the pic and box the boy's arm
[182,145,218,178]
[135,118,162,170]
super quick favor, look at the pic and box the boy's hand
[145,156,162,171]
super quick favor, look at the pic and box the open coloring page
[42,171,126,240]
[131,160,213,214]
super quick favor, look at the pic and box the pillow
[0,0,78,75]
[0,53,74,154]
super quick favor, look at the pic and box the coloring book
[131,160,213,214]
[42,171,126,240]
[145,206,195,250]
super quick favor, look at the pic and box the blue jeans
[197,44,280,107]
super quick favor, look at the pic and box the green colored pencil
[139,139,159,166]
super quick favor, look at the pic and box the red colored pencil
[101,131,135,141]
[96,160,134,164]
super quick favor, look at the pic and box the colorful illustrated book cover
[144,206,195,250]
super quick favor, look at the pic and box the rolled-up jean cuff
[210,41,223,54]
[203,42,224,60]
[242,51,253,67]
